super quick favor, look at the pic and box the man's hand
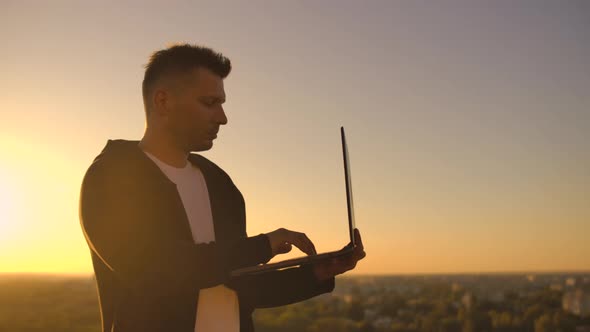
[265,228,317,257]
[312,228,366,281]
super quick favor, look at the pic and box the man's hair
[142,43,231,115]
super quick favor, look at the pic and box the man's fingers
[267,228,317,256]
[288,231,316,256]
[354,228,364,250]
[314,235,366,279]
[300,233,317,255]
[353,229,366,259]
[355,249,366,261]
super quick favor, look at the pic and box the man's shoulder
[81,139,146,185]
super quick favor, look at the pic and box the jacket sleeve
[79,160,273,297]
[228,263,335,308]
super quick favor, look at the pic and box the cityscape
[1,272,588,332]
[254,272,590,332]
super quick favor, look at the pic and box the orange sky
[1,1,589,275]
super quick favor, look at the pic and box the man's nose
[216,107,228,125]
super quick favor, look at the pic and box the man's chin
[190,140,214,152]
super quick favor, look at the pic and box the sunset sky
[1,1,589,275]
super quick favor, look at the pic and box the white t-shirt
[142,149,240,332]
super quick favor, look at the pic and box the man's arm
[228,263,335,308]
[79,161,273,297]
[228,229,366,308]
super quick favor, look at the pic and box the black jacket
[78,139,335,332]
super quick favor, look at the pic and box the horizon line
[1,269,589,278]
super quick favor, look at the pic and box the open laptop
[231,126,357,277]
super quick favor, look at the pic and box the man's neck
[139,131,189,168]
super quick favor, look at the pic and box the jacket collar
[102,139,214,187]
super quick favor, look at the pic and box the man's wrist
[259,233,273,260]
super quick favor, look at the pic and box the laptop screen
[341,127,356,246]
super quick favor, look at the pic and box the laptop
[231,126,357,277]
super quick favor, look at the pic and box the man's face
[164,67,227,152]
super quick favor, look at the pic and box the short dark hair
[142,43,232,115]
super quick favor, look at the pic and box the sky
[0,0,589,275]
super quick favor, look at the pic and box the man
[79,43,365,332]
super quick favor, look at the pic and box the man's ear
[152,88,167,116]
[153,85,180,119]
